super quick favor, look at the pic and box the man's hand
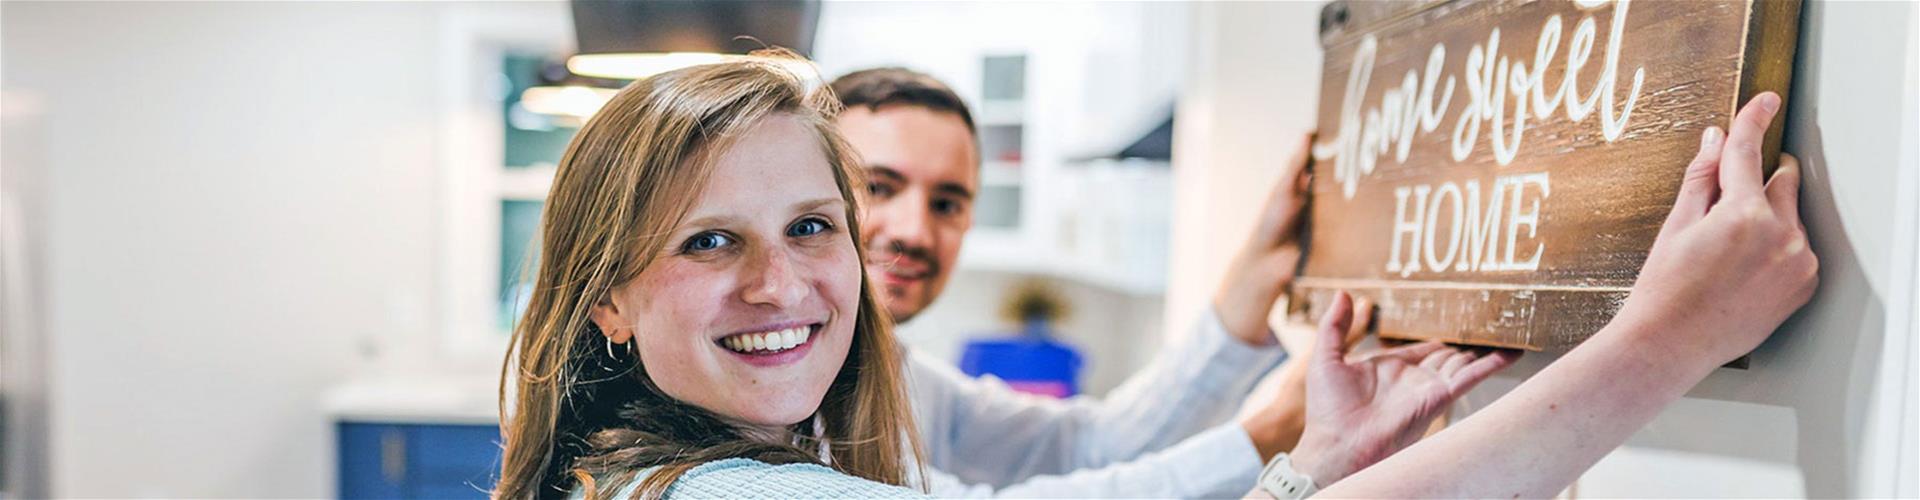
[1214,133,1314,346]
[1289,291,1518,485]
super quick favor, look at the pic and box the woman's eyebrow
[677,198,842,230]
[677,213,740,231]
[792,197,845,213]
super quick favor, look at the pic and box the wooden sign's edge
[1318,0,1453,49]
[1739,0,1804,180]
[1725,0,1804,371]
[1289,0,1807,358]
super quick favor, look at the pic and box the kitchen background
[1,1,1914,498]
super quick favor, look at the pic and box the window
[431,5,573,359]
[496,53,576,331]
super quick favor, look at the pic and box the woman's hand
[1264,93,1816,500]
[1215,133,1315,346]
[1613,91,1817,367]
[1237,300,1371,463]
[1289,291,1518,485]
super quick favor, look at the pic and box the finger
[1283,132,1313,186]
[1418,348,1453,372]
[1267,138,1315,241]
[1439,349,1475,376]
[1314,291,1355,367]
[1719,92,1781,201]
[1765,153,1804,227]
[1345,296,1376,349]
[1445,349,1520,396]
[1665,126,1725,232]
[1369,339,1448,363]
[1269,244,1305,298]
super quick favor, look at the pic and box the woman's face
[594,114,862,431]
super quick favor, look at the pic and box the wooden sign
[1292,0,1801,350]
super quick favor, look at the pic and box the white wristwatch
[1258,453,1319,499]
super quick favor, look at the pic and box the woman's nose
[740,248,807,308]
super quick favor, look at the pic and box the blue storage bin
[958,337,1083,397]
[337,422,499,499]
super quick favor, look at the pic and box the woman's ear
[589,292,634,344]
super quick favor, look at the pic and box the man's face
[836,104,978,323]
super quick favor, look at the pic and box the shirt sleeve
[921,423,1268,499]
[907,307,1287,491]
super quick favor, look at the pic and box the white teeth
[721,326,813,354]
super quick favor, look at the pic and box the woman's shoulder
[585,458,927,499]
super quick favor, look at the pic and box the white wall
[1165,2,1324,343]
[1171,1,1918,497]
[0,2,561,496]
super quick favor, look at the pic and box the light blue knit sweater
[574,458,928,499]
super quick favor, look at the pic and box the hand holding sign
[1288,291,1518,485]
[1617,92,1818,366]
[1276,94,1816,500]
[1215,133,1315,347]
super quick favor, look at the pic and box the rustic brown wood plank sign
[1292,0,1801,350]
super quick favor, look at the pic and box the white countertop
[324,372,501,426]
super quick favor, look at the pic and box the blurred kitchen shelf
[497,164,557,201]
[976,100,1025,126]
[981,161,1023,186]
[959,229,1166,297]
[325,374,500,425]
[957,159,1172,297]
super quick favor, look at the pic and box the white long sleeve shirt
[907,309,1288,498]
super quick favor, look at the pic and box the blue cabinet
[337,422,500,499]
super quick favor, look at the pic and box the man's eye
[682,232,734,252]
[933,198,965,216]
[868,183,896,198]
[788,217,833,237]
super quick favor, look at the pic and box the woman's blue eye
[683,232,733,252]
[788,217,832,237]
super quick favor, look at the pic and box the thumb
[1664,126,1725,234]
[1345,295,1375,350]
[1314,291,1355,368]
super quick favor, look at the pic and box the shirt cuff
[1165,422,1270,498]
[1195,306,1290,384]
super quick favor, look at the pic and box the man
[830,67,1320,497]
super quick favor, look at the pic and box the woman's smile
[716,321,825,367]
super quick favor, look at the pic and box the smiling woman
[493,51,925,499]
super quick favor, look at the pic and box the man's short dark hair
[829,67,976,135]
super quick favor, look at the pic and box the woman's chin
[722,388,827,429]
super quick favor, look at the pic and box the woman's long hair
[493,52,924,500]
